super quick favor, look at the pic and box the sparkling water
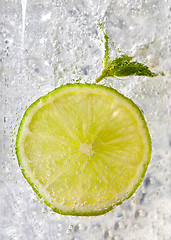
[0,0,171,239]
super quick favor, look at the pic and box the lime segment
[16,83,151,216]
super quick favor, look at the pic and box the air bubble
[42,208,47,213]
[134,209,146,218]
[74,223,86,232]
[113,236,122,240]
[144,177,151,187]
[104,230,110,239]
[114,221,126,230]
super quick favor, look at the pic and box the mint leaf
[96,54,157,83]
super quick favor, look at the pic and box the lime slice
[16,83,151,216]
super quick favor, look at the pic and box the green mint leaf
[96,54,157,83]
[107,55,157,77]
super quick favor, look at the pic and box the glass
[0,0,170,239]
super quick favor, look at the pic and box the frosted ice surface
[0,0,171,239]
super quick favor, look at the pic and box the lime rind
[16,83,152,216]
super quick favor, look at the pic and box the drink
[0,0,170,239]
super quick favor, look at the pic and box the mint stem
[96,70,107,83]
[104,34,109,68]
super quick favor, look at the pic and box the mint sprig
[96,23,157,83]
